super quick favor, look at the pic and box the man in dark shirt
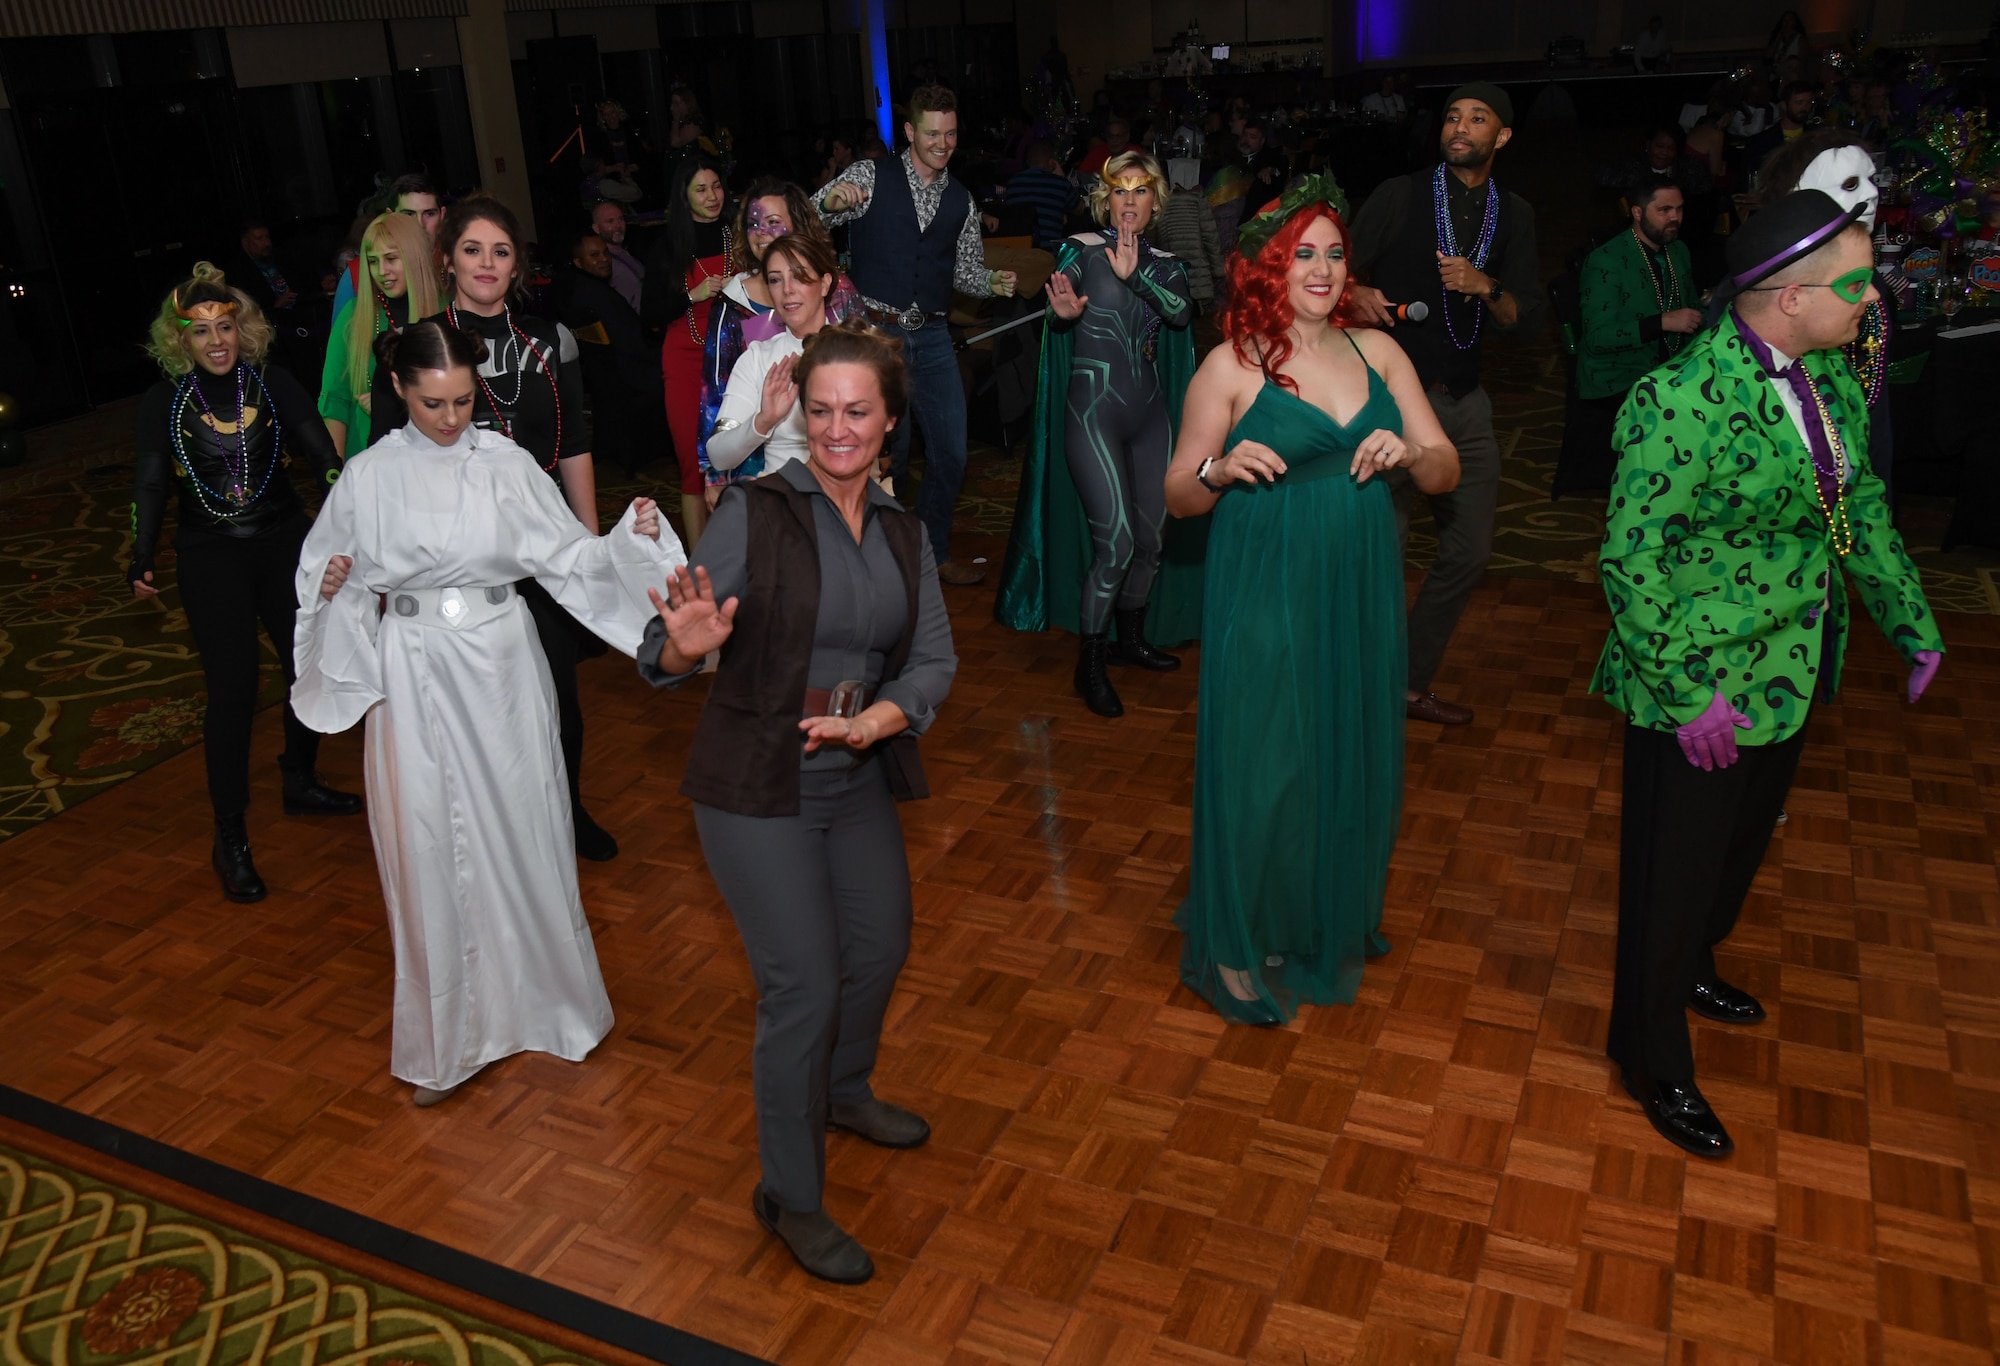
[552,231,663,476]
[1004,141,1078,249]
[1236,120,1288,216]
[231,219,312,386]
[1348,83,1543,726]
[1745,81,1817,169]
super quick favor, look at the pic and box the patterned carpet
[1,325,1994,843]
[0,1122,634,1366]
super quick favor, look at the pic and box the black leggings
[517,578,597,821]
[176,519,320,819]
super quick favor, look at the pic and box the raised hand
[1350,429,1411,484]
[1045,271,1088,320]
[1109,225,1140,280]
[630,496,660,540]
[1215,439,1288,486]
[319,554,354,602]
[758,355,799,434]
[821,182,867,214]
[648,564,737,665]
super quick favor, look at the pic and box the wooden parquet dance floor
[3,540,1999,1365]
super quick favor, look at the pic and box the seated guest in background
[1745,81,1818,168]
[1079,115,1136,177]
[1632,14,1671,71]
[1004,141,1078,250]
[232,218,311,386]
[590,201,645,313]
[1600,125,1711,199]
[1361,71,1407,121]
[1570,178,1700,491]
[555,231,664,477]
[1728,77,1778,140]
[1236,120,1287,216]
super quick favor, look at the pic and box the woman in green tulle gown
[1163,177,1461,1025]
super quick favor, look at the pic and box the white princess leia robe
[291,422,684,1090]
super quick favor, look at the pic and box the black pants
[1608,721,1806,1087]
[176,518,320,819]
[517,578,597,823]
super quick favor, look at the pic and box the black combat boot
[212,813,268,904]
[1108,607,1181,671]
[280,759,363,817]
[1074,635,1124,717]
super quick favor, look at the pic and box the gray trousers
[692,758,912,1213]
[1386,384,1502,693]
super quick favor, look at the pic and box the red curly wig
[1219,204,1355,393]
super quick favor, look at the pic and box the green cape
[994,240,1209,645]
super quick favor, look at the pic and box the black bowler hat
[1725,188,1865,290]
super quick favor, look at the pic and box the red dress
[662,229,729,494]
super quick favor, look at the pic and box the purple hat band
[1731,207,1860,289]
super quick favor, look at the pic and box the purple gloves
[1676,689,1752,771]
[1908,649,1941,703]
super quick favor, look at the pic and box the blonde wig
[1088,150,1170,226]
[144,262,273,377]
[347,211,444,404]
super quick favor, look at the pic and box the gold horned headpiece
[173,287,239,326]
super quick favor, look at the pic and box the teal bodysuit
[1052,234,1193,633]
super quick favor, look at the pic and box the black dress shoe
[1690,978,1766,1024]
[752,1185,874,1284]
[828,1098,931,1148]
[281,764,363,817]
[1107,607,1182,671]
[1406,692,1474,725]
[573,808,618,862]
[1073,634,1124,717]
[212,815,268,904]
[1623,1073,1733,1159]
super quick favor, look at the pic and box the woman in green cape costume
[995,151,1208,718]
[1162,174,1461,1025]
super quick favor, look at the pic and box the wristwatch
[1196,456,1223,493]
[1486,278,1506,304]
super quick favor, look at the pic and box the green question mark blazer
[1593,310,1944,746]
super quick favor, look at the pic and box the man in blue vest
[818,83,1018,585]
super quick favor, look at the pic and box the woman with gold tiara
[997,150,1203,719]
[129,263,361,905]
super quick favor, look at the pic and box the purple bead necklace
[1432,164,1499,352]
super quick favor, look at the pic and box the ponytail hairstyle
[373,316,489,391]
[792,318,908,421]
[145,262,274,377]
[1219,204,1355,394]
[349,212,444,407]
[439,194,531,305]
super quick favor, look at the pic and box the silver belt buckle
[897,304,926,330]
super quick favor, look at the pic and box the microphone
[1391,300,1429,322]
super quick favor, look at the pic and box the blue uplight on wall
[1359,0,1405,61]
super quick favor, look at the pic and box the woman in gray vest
[639,321,957,1284]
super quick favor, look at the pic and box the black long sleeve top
[641,217,730,331]
[369,307,589,477]
[130,362,339,582]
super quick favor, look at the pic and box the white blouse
[708,329,809,474]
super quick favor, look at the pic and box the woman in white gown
[292,318,684,1105]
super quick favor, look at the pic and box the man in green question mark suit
[1595,190,1944,1161]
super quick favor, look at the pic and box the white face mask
[1798,146,1880,230]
